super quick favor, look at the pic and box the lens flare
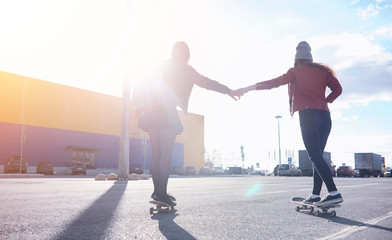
[246,184,264,197]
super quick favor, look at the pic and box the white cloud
[356,1,392,20]
[342,115,359,121]
[357,4,379,20]
[302,33,392,115]
[373,24,392,38]
[375,0,392,8]
[351,0,360,5]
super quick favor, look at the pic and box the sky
[0,0,391,171]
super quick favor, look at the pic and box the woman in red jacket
[135,41,237,207]
[236,41,343,206]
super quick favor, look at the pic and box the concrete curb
[0,174,45,178]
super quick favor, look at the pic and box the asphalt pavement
[0,175,391,239]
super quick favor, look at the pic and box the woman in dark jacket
[135,41,237,206]
[235,41,343,206]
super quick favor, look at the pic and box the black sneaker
[315,193,343,206]
[155,193,177,207]
[151,192,176,202]
[167,193,176,202]
[302,195,321,204]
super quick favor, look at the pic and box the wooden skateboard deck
[149,200,174,214]
[292,197,340,217]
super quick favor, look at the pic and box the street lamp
[275,115,282,165]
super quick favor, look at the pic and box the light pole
[275,115,282,165]
[118,0,132,180]
[119,76,130,180]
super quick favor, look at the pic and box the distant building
[0,71,205,172]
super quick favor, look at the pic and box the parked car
[278,164,301,176]
[129,163,144,174]
[185,166,196,175]
[4,156,27,173]
[170,166,185,175]
[242,168,250,175]
[337,166,357,177]
[330,164,337,177]
[199,166,212,175]
[36,161,54,175]
[224,167,243,175]
[250,170,266,176]
[212,166,224,175]
[383,170,391,177]
[71,162,87,175]
[273,165,279,176]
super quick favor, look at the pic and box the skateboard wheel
[309,207,314,212]
[295,206,300,212]
[149,208,154,214]
[331,211,336,217]
[315,210,321,217]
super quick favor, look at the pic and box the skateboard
[149,200,174,214]
[291,197,340,217]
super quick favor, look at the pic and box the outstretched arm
[234,73,292,99]
[190,67,240,101]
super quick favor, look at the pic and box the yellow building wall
[177,111,205,170]
[0,71,205,168]
[0,71,122,135]
[0,72,24,124]
[24,79,69,129]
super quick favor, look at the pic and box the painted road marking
[317,211,392,240]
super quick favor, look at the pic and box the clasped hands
[228,85,255,101]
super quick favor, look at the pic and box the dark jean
[299,109,337,194]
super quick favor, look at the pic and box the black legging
[299,109,337,194]
[148,128,176,196]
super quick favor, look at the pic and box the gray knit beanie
[295,41,313,61]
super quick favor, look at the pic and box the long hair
[295,60,337,78]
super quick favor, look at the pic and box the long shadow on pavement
[296,211,392,233]
[330,216,392,233]
[55,181,128,240]
[151,211,197,240]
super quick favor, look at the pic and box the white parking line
[317,211,392,240]
[338,183,379,188]
[253,183,380,196]
[258,190,289,195]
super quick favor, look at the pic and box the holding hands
[228,90,240,101]
[228,84,256,100]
